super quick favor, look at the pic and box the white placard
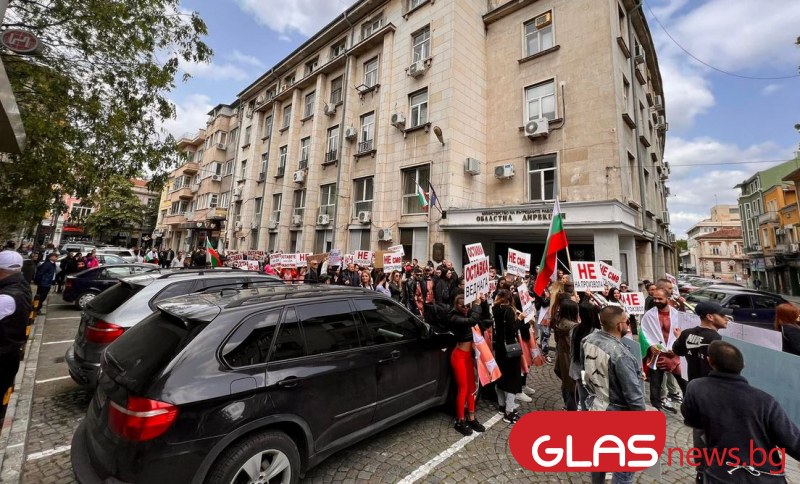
[571,261,605,291]
[463,257,490,304]
[270,252,282,270]
[599,261,622,287]
[720,322,782,351]
[282,253,297,269]
[507,249,531,277]
[296,253,311,268]
[383,252,403,272]
[343,254,354,266]
[387,244,405,256]
[619,292,646,315]
[465,243,485,263]
[354,250,373,266]
[518,284,536,322]
[329,249,342,267]
[246,260,260,271]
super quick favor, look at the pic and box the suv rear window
[88,282,143,313]
[104,312,196,394]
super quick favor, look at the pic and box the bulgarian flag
[415,182,429,211]
[533,199,568,296]
[206,238,221,267]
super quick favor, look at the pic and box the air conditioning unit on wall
[524,118,549,139]
[494,164,514,179]
[358,211,371,224]
[377,228,392,241]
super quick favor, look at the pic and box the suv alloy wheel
[206,431,300,484]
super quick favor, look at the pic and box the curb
[0,302,46,483]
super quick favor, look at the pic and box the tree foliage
[83,175,147,240]
[0,0,211,238]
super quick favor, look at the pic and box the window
[400,227,428,262]
[224,160,233,175]
[243,126,252,146]
[290,230,301,252]
[299,137,310,169]
[402,165,430,214]
[315,230,333,254]
[298,302,361,355]
[240,160,247,181]
[331,39,346,58]
[222,311,280,368]
[254,197,263,215]
[209,194,218,208]
[153,281,194,305]
[622,77,631,113]
[527,155,557,201]
[268,233,277,251]
[359,111,375,153]
[209,162,222,176]
[525,80,556,121]
[353,177,374,216]
[409,89,428,127]
[349,229,371,251]
[361,15,382,39]
[364,57,378,88]
[330,76,343,104]
[305,58,318,76]
[70,206,93,220]
[278,146,287,176]
[270,309,305,362]
[195,149,204,163]
[524,12,554,56]
[409,0,426,10]
[263,115,272,138]
[713,261,722,273]
[230,127,239,144]
[271,193,282,222]
[260,153,269,178]
[319,183,336,216]
[293,189,306,219]
[754,296,778,309]
[412,26,430,62]
[103,267,132,279]
[251,229,259,250]
[282,104,292,128]
[284,73,295,87]
[304,91,315,118]
[356,298,419,344]
[326,126,339,162]
[728,294,752,309]
[215,131,227,146]
[220,192,229,209]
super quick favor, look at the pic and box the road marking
[26,445,71,461]
[7,442,23,449]
[46,316,81,320]
[397,413,504,484]
[34,376,71,384]
[42,340,73,345]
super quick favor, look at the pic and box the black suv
[66,268,282,387]
[71,286,452,484]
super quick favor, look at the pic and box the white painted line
[42,340,73,345]
[34,376,71,384]
[7,442,23,449]
[26,445,71,461]
[397,413,504,484]
[46,316,81,320]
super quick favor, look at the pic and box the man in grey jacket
[582,305,645,484]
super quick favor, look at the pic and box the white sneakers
[516,392,533,403]
[523,385,536,395]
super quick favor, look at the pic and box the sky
[165,0,800,239]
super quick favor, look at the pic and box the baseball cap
[695,302,733,319]
[0,250,24,271]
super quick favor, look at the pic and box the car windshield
[685,290,727,303]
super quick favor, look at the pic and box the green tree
[675,239,688,252]
[83,176,147,241]
[0,0,210,239]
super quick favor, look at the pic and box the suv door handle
[378,350,401,364]
[277,377,301,388]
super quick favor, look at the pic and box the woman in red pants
[448,293,487,436]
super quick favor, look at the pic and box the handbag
[504,341,522,358]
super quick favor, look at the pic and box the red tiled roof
[695,228,742,240]
[130,178,148,188]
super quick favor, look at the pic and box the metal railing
[357,139,373,153]
[325,150,338,162]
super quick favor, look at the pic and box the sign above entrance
[443,207,558,227]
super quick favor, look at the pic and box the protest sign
[246,260,260,271]
[355,250,373,266]
[282,253,297,269]
[227,253,243,261]
[464,257,490,304]
[599,261,622,287]
[387,244,404,256]
[489,279,497,295]
[465,243,485,263]
[518,284,536,322]
[571,261,605,291]
[297,253,311,268]
[270,252,282,270]
[665,273,680,298]
[329,249,342,267]
[507,249,531,277]
[619,292,646,315]
[343,254,354,266]
[383,252,403,272]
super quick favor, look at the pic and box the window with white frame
[210,194,218,208]
[292,189,306,219]
[260,153,268,178]
[263,114,272,138]
[527,154,557,202]
[353,177,373,217]
[224,160,233,176]
[268,233,277,251]
[70,205,92,221]
[326,126,339,162]
[290,231,302,253]
[364,57,378,88]
[195,149,204,163]
[315,230,333,254]
[284,73,295,87]
[299,137,310,168]
[409,0,426,10]
[215,131,227,146]
[331,39,346,58]
[210,162,222,176]
[254,197,262,215]
[524,12,554,56]
[239,160,247,181]
[319,183,336,216]
[330,76,343,104]
[412,26,430,63]
[219,192,229,209]
[271,193,282,222]
[349,230,371,251]
[525,80,556,121]
[278,146,287,175]
[402,165,430,214]
[361,15,382,39]
[243,126,252,146]
[251,229,259,251]
[359,112,375,153]
[282,104,292,128]
[305,58,318,76]
[304,91,315,117]
[409,89,428,127]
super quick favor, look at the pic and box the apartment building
[169,0,674,281]
[680,204,740,274]
[693,228,745,281]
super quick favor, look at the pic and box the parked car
[96,247,137,263]
[57,253,129,267]
[71,285,453,484]
[59,243,96,254]
[62,264,157,310]
[685,286,788,330]
[65,269,283,388]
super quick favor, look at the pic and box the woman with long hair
[571,302,601,410]
[553,299,580,410]
[448,294,486,436]
[374,272,391,296]
[388,270,404,302]
[492,289,528,423]
[775,303,800,355]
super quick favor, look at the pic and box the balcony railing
[276,166,285,177]
[357,139,373,154]
[325,149,338,163]
[758,212,779,224]
[298,158,308,170]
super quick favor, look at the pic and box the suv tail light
[108,396,178,441]
[85,320,125,344]
[65,279,73,290]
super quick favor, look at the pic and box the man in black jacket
[681,341,800,483]
[0,251,33,420]
[338,262,360,287]
[33,252,58,310]
[305,260,320,284]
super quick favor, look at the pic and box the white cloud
[665,136,795,237]
[659,57,715,131]
[161,94,214,139]
[234,0,353,37]
[761,84,781,96]
[229,50,264,68]
[180,59,250,81]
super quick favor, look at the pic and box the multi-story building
[681,205,740,274]
[693,228,746,281]
[199,0,674,282]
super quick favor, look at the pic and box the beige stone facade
[163,0,675,282]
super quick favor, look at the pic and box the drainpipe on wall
[331,9,354,252]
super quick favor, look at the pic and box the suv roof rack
[153,267,245,279]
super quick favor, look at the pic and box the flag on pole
[415,182,429,211]
[428,182,442,212]
[533,199,568,296]
[206,238,221,267]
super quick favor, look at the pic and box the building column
[593,231,621,268]
[619,236,638,289]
